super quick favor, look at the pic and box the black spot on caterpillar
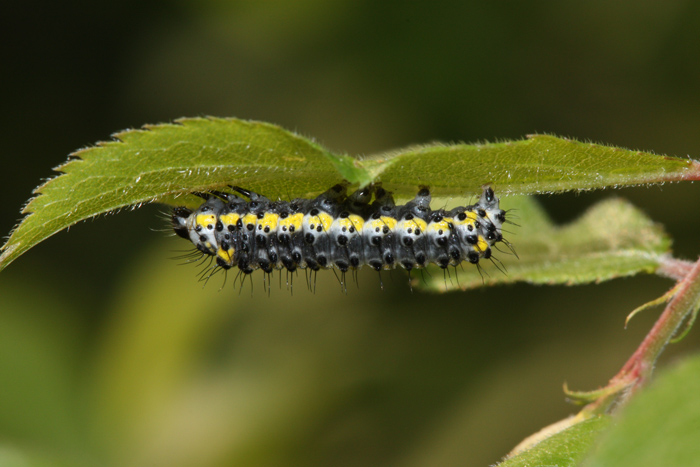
[172,183,510,287]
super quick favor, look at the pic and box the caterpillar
[171,183,508,281]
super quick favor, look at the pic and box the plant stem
[656,257,694,281]
[610,256,700,402]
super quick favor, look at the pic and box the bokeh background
[2,1,700,466]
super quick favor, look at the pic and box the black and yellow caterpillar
[172,183,507,275]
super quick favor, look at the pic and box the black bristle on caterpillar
[172,182,508,281]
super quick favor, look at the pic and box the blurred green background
[2,1,700,465]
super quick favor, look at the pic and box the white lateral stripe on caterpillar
[172,183,507,274]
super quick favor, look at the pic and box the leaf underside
[0,117,694,272]
[417,196,671,291]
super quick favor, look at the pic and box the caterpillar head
[172,198,224,256]
[172,207,193,240]
[479,186,506,227]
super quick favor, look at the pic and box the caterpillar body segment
[171,184,508,277]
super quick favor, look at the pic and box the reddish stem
[609,256,700,402]
[657,257,694,281]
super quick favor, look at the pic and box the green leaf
[0,118,360,271]
[1,117,695,272]
[419,196,671,291]
[582,353,700,467]
[497,415,611,467]
[364,135,699,197]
